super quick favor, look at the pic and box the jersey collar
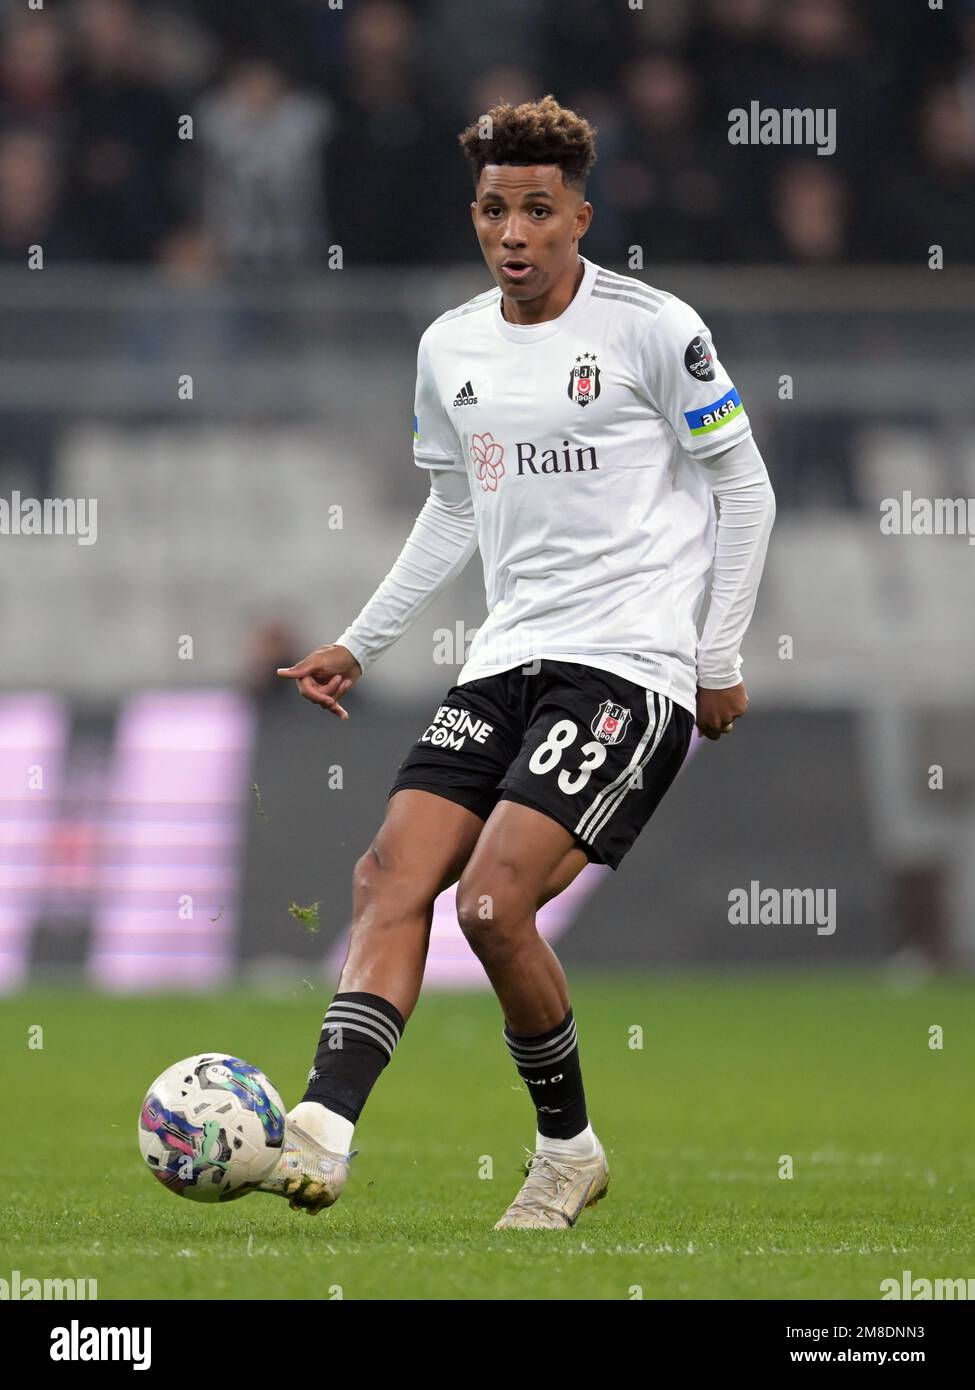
[493,255,598,345]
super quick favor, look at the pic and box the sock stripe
[505,1029,578,1064]
[325,997,403,1038]
[504,1018,579,1066]
[506,1034,580,1069]
[504,1017,576,1056]
[322,1001,401,1052]
[324,1021,395,1055]
[321,1014,398,1057]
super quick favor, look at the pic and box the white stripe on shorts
[574,692,672,847]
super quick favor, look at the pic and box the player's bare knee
[352,845,434,929]
[351,845,382,899]
[458,919,524,967]
[351,845,400,913]
[456,885,526,957]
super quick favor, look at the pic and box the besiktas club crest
[591,700,631,744]
[568,352,601,407]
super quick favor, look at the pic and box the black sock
[302,991,405,1124]
[503,1007,589,1140]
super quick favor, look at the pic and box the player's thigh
[379,671,525,902]
[455,798,583,924]
[358,788,485,907]
[538,844,591,907]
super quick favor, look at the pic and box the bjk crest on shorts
[568,352,601,407]
[591,700,631,744]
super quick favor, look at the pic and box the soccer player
[261,96,775,1229]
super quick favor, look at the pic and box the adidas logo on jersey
[453,381,478,407]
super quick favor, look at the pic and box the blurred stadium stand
[0,0,972,270]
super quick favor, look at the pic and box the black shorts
[387,659,694,870]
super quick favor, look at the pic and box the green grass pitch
[3,975,972,1300]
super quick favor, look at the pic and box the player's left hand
[696,682,748,742]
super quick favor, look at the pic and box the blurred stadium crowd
[1,0,973,270]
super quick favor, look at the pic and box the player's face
[471,164,592,301]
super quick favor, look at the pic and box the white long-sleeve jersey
[337,257,775,716]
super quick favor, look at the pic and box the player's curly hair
[457,94,597,192]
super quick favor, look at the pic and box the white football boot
[257,1120,354,1215]
[494,1145,610,1230]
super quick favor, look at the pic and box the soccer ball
[138,1053,286,1202]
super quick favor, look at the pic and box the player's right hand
[695,681,748,741]
[276,645,362,718]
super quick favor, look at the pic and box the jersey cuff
[697,668,743,689]
[334,629,370,674]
